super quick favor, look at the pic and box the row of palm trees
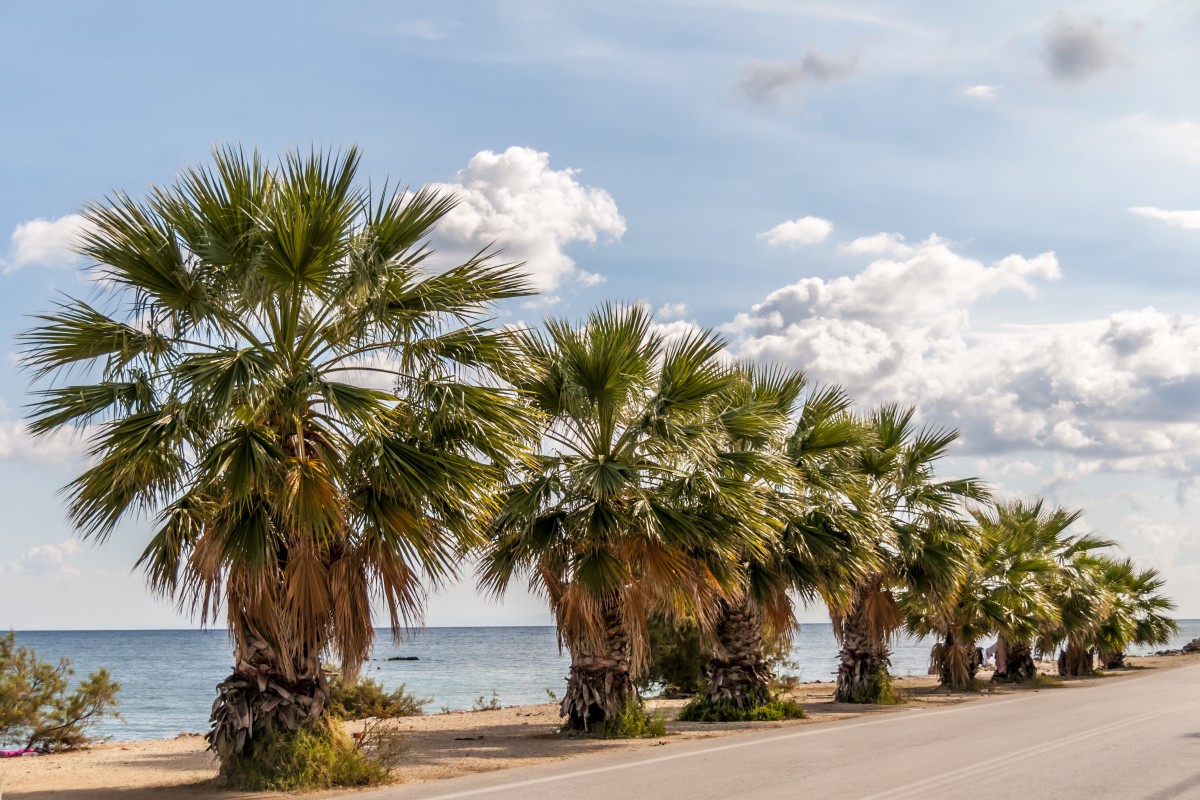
[20,149,1176,768]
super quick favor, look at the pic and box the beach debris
[453,735,485,740]
[385,656,420,661]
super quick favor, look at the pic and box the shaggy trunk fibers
[560,597,634,731]
[705,597,771,709]
[932,632,979,690]
[1099,649,1126,669]
[1058,643,1095,677]
[208,635,328,759]
[992,637,1037,682]
[835,586,891,704]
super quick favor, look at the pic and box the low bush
[327,674,427,720]
[0,631,121,752]
[861,666,904,705]
[677,695,805,722]
[220,722,397,791]
[593,698,667,739]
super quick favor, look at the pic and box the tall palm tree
[480,305,767,730]
[906,503,1057,690]
[832,405,984,703]
[1094,557,1178,669]
[968,499,1086,682]
[702,379,875,709]
[21,147,535,763]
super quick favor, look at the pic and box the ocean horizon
[11,621,1200,742]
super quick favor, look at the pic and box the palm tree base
[1058,644,1095,677]
[208,638,328,758]
[560,664,634,731]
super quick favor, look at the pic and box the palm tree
[1094,558,1178,669]
[832,405,984,703]
[907,502,1057,690]
[702,379,875,709]
[480,304,767,730]
[21,147,535,764]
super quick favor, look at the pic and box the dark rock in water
[1182,638,1200,654]
[385,656,420,661]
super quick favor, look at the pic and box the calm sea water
[12,621,1200,742]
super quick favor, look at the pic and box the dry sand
[3,653,1194,800]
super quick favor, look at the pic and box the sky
[1,0,1199,630]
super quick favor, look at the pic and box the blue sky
[1,0,1199,629]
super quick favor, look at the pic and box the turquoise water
[11,621,1200,742]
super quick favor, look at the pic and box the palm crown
[21,146,535,754]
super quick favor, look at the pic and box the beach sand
[3,653,1194,799]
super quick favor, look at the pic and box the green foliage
[861,666,904,705]
[1031,674,1063,687]
[327,675,427,720]
[593,698,667,739]
[220,722,396,791]
[677,695,805,722]
[0,631,121,751]
[639,614,708,697]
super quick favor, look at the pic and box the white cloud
[4,213,90,272]
[430,147,626,292]
[721,233,1200,477]
[964,85,997,99]
[0,419,85,467]
[758,216,833,247]
[1129,206,1200,231]
[656,302,688,321]
[7,539,81,578]
[838,231,915,257]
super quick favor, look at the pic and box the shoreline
[2,652,1195,799]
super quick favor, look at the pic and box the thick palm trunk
[705,597,771,709]
[207,635,329,760]
[1058,643,1094,677]
[560,597,634,731]
[835,586,891,704]
[992,637,1036,682]
[1099,649,1125,669]
[933,632,979,690]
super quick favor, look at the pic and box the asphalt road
[363,662,1200,800]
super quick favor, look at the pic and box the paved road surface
[363,662,1200,800]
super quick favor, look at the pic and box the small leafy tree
[0,632,121,751]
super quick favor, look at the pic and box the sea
[10,621,1200,742]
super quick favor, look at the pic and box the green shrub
[327,674,427,720]
[593,698,667,739]
[220,722,396,791]
[0,631,120,751]
[678,695,805,722]
[638,614,708,697]
[862,667,904,705]
[471,690,501,711]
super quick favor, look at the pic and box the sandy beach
[4,652,1194,799]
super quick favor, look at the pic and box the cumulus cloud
[1129,206,1200,231]
[1042,13,1126,83]
[3,213,90,272]
[735,51,858,106]
[7,539,81,578]
[758,216,833,247]
[964,85,997,100]
[0,418,87,467]
[721,233,1200,480]
[430,147,626,292]
[656,302,688,321]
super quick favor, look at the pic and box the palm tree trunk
[1099,648,1125,669]
[835,585,891,703]
[1058,643,1094,677]
[560,596,634,731]
[207,634,329,761]
[705,597,771,709]
[992,636,1036,682]
[934,632,978,690]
